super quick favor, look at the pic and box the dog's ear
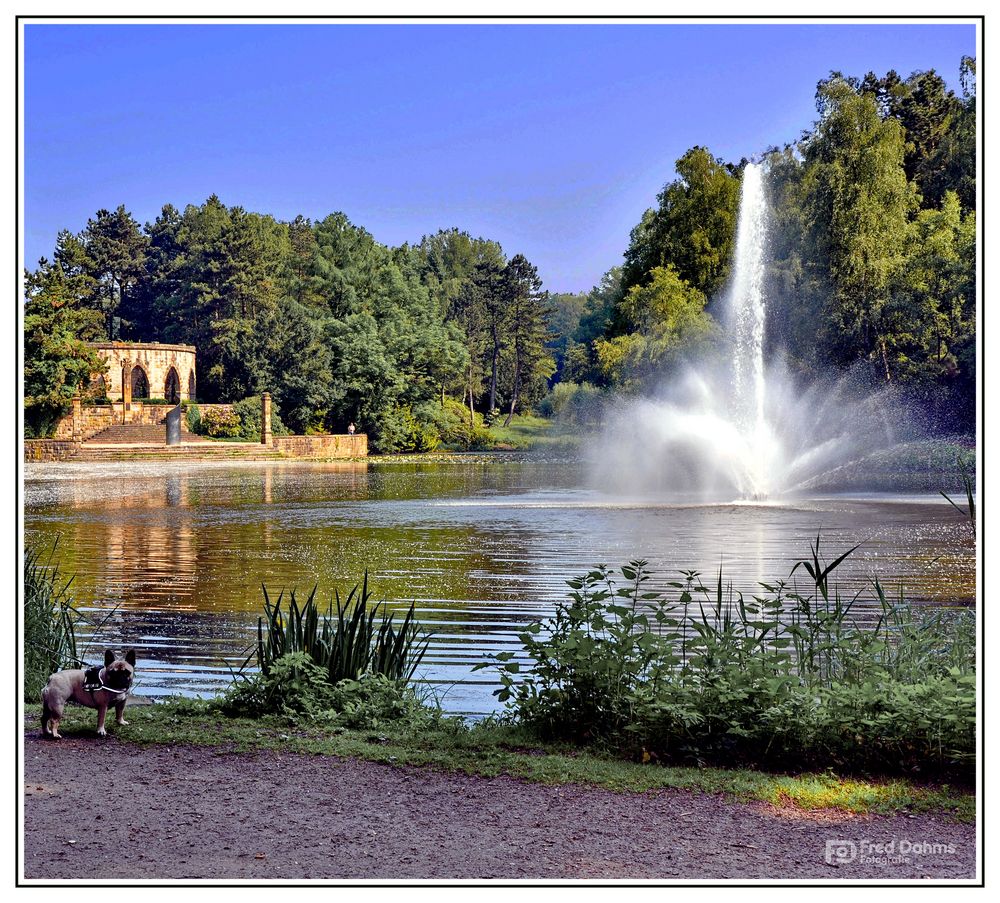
[104,649,115,668]
[124,649,136,667]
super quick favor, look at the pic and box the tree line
[548,59,976,430]
[24,203,554,449]
[24,58,976,445]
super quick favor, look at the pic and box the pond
[24,459,975,714]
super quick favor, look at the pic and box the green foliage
[222,576,433,727]
[220,654,440,730]
[251,574,430,687]
[595,266,716,389]
[23,543,80,700]
[537,382,605,427]
[479,542,975,778]
[23,260,107,436]
[231,396,289,441]
[621,146,740,300]
[184,403,201,433]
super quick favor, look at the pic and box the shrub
[369,405,439,453]
[477,540,976,779]
[221,656,440,730]
[222,574,434,725]
[431,398,493,450]
[198,406,241,438]
[538,381,605,426]
[184,403,201,434]
[232,396,289,441]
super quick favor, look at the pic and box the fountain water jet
[590,162,913,503]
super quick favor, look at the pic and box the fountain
[591,162,910,502]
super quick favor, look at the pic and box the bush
[184,403,201,434]
[221,657,439,730]
[477,540,976,779]
[24,404,66,439]
[431,398,493,450]
[222,573,432,720]
[23,543,80,700]
[198,406,241,438]
[232,396,289,441]
[538,381,605,427]
[369,405,439,453]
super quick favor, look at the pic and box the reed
[23,541,80,700]
[255,573,430,685]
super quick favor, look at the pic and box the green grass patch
[23,701,974,822]
[483,414,579,451]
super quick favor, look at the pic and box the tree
[595,265,715,389]
[81,205,149,338]
[882,192,975,386]
[621,146,740,300]
[23,261,106,435]
[802,76,916,374]
[502,254,553,425]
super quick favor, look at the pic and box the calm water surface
[24,460,975,713]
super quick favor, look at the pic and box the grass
[22,700,974,822]
[481,414,579,451]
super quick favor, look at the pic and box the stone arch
[187,370,196,402]
[131,365,150,400]
[164,367,181,404]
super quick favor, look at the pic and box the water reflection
[25,461,975,712]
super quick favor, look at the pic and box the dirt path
[22,733,976,881]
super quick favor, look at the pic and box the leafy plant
[478,540,975,778]
[222,573,432,721]
[198,406,241,438]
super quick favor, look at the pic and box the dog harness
[82,665,133,699]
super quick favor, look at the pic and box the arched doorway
[131,366,149,400]
[164,367,180,404]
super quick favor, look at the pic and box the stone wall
[50,402,174,441]
[89,342,197,403]
[52,405,115,441]
[272,434,368,459]
[24,440,79,462]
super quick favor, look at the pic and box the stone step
[84,421,210,445]
[71,447,285,461]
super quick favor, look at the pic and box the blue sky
[23,21,976,293]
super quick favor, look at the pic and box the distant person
[348,422,356,435]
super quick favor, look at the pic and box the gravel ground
[22,733,977,882]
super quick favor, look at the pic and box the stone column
[121,364,132,424]
[71,395,82,442]
[261,393,272,445]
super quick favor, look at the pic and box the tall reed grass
[254,573,429,684]
[23,542,80,700]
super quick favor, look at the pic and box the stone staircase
[85,421,208,445]
[70,419,285,461]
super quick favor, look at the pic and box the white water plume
[590,162,911,502]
